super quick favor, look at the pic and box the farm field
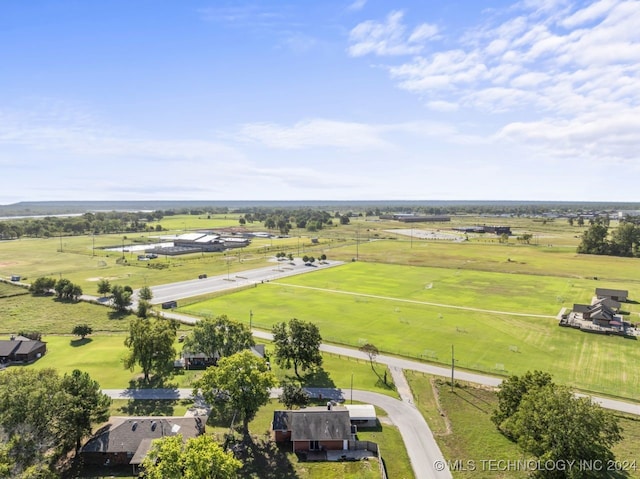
[180,262,640,399]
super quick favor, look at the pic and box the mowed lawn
[327,238,640,283]
[180,262,640,399]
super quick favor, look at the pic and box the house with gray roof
[0,337,46,364]
[595,288,628,302]
[272,406,352,452]
[80,416,205,474]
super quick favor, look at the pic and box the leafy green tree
[110,284,132,311]
[577,223,609,255]
[96,279,111,297]
[183,315,254,360]
[138,285,153,301]
[502,385,621,478]
[28,277,56,295]
[136,300,151,318]
[195,350,276,435]
[71,324,93,339]
[143,434,241,479]
[0,368,109,476]
[53,278,71,299]
[609,222,640,257]
[492,370,553,432]
[340,214,350,225]
[124,317,178,383]
[279,380,309,410]
[272,318,322,378]
[57,369,111,451]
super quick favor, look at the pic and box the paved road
[102,387,452,479]
[142,259,344,305]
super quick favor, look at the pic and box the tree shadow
[108,310,129,320]
[127,374,177,390]
[299,367,336,388]
[117,399,177,416]
[234,434,299,479]
[69,338,93,347]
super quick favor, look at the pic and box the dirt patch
[0,262,18,267]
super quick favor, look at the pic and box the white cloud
[347,0,367,12]
[348,10,439,57]
[561,0,617,28]
[353,0,640,167]
[238,119,391,150]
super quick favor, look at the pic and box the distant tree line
[577,220,640,257]
[0,211,166,239]
[238,208,335,235]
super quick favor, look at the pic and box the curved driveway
[102,387,452,479]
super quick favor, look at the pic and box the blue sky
[1,0,639,203]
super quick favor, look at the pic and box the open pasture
[180,262,640,399]
[324,237,640,283]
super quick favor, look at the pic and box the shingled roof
[81,416,205,464]
[273,408,351,442]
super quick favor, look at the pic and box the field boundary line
[269,282,556,319]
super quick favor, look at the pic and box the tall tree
[279,380,310,410]
[272,318,322,378]
[110,284,132,311]
[57,369,111,452]
[124,317,178,383]
[143,434,241,479]
[503,385,621,477]
[138,285,153,301]
[195,350,275,435]
[28,277,56,295]
[183,315,254,360]
[577,223,609,255]
[492,370,553,432]
[359,343,381,380]
[96,279,111,297]
[71,324,93,339]
[493,372,622,478]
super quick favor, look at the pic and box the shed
[345,404,377,428]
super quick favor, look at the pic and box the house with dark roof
[80,416,205,474]
[178,344,265,370]
[0,337,46,364]
[596,288,628,302]
[272,406,352,452]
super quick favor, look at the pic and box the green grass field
[180,262,640,399]
[3,216,640,399]
[405,372,640,479]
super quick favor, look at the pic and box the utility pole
[451,345,455,392]
[350,373,354,404]
[249,310,253,330]
[356,224,359,261]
